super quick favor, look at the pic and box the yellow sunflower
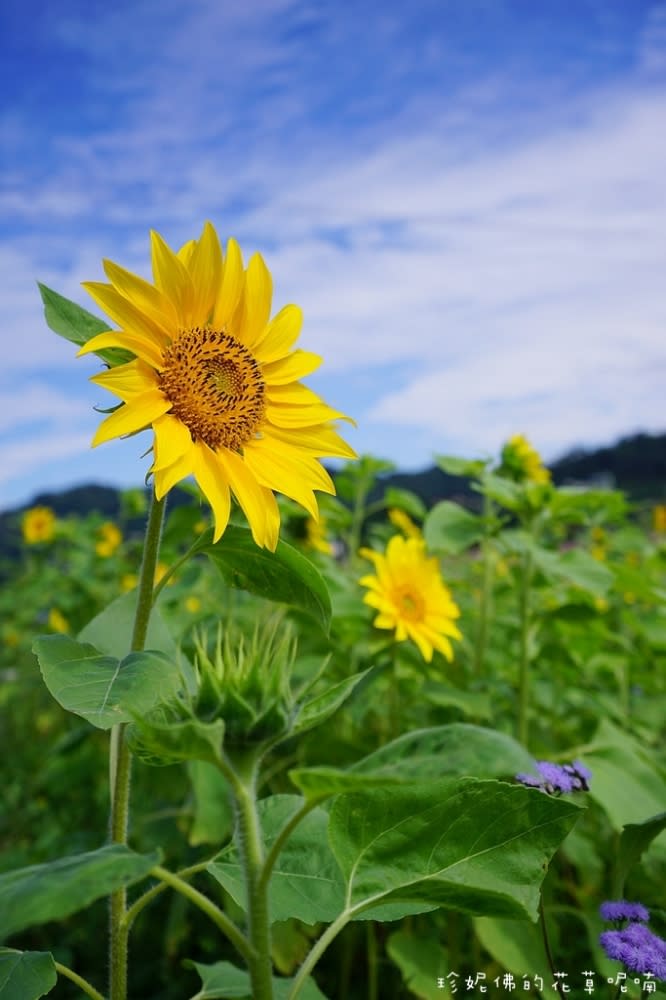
[79,222,356,549]
[387,507,422,539]
[360,535,462,663]
[95,521,123,557]
[500,433,550,484]
[22,506,56,544]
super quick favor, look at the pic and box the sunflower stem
[473,490,495,677]
[517,545,533,748]
[109,492,166,1000]
[231,751,274,1000]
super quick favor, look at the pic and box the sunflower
[360,535,462,662]
[499,433,550,484]
[95,521,123,557]
[79,223,356,549]
[22,506,56,544]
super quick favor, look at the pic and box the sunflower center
[394,586,425,622]
[159,327,265,451]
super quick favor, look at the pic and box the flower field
[1,226,665,1000]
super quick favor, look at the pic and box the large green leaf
[0,846,160,940]
[350,725,536,781]
[128,716,226,767]
[616,812,666,891]
[33,635,183,730]
[584,720,666,831]
[187,761,234,846]
[530,547,613,597]
[423,501,483,554]
[288,766,404,803]
[328,779,580,922]
[0,950,56,1000]
[208,796,345,924]
[202,526,331,632]
[38,283,130,367]
[187,960,328,999]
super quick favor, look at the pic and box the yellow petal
[102,259,178,334]
[186,221,222,325]
[90,359,158,401]
[151,413,194,471]
[235,252,272,350]
[264,423,357,459]
[253,304,303,364]
[82,282,170,347]
[177,239,196,266]
[153,451,194,499]
[266,382,325,406]
[191,441,232,543]
[265,399,349,428]
[261,350,322,385]
[78,330,165,369]
[212,238,244,329]
[91,390,171,447]
[243,439,330,519]
[216,447,280,550]
[150,230,195,324]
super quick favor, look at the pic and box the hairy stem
[109,492,166,1000]
[54,963,106,1000]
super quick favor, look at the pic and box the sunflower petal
[261,350,323,385]
[91,390,171,447]
[90,359,158,401]
[150,230,194,324]
[77,330,165,369]
[235,252,272,350]
[191,442,232,543]
[186,221,222,325]
[243,439,330,519]
[265,400,349,428]
[213,238,244,329]
[151,413,194,471]
[82,282,170,347]
[153,451,194,499]
[216,447,280,550]
[266,382,325,406]
[253,304,303,364]
[102,260,177,334]
[264,423,357,459]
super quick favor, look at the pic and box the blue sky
[2,0,666,509]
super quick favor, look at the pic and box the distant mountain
[1,432,664,564]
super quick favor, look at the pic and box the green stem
[287,910,353,1000]
[54,962,106,1000]
[109,492,166,1000]
[517,547,533,748]
[233,758,274,1000]
[367,922,379,1000]
[149,865,253,961]
[474,492,495,677]
[123,860,210,931]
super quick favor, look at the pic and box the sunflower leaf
[38,283,132,367]
[202,526,332,632]
[0,949,57,1000]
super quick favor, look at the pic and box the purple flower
[600,922,666,980]
[515,759,591,795]
[600,900,650,924]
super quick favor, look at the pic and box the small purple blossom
[600,900,650,924]
[600,922,666,980]
[515,759,591,795]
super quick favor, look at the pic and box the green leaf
[128,716,225,767]
[187,762,234,846]
[208,795,345,924]
[292,668,374,737]
[350,725,536,781]
[530,547,613,597]
[477,473,524,511]
[328,779,580,922]
[38,283,131,367]
[33,635,183,730]
[202,526,331,632]
[617,812,666,892]
[424,501,483,554]
[473,918,557,999]
[288,766,404,803]
[0,950,57,1000]
[383,487,426,519]
[0,846,160,940]
[584,720,666,831]
[386,929,447,999]
[421,683,492,721]
[187,961,328,999]
[435,455,488,478]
